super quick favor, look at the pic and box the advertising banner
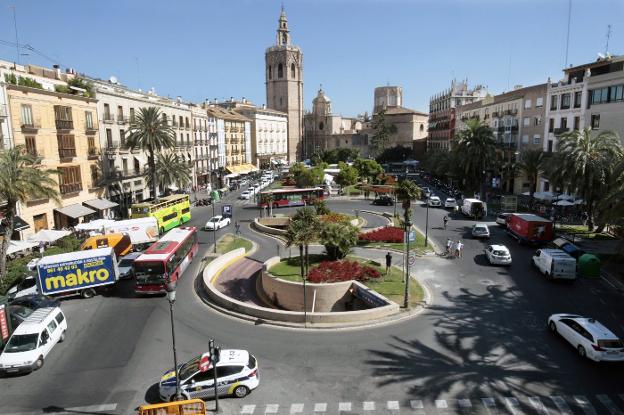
[38,252,117,295]
[105,217,159,244]
[0,304,9,341]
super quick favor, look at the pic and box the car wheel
[34,356,44,370]
[549,321,557,333]
[234,385,249,398]
[59,330,66,343]
[578,345,587,358]
[81,288,96,299]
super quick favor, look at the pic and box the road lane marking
[482,397,496,408]
[551,396,573,415]
[241,405,256,414]
[387,400,400,410]
[313,403,327,412]
[338,402,351,412]
[290,403,304,414]
[596,394,624,414]
[505,397,522,415]
[435,400,448,409]
[264,404,279,414]
[363,401,375,411]
[529,397,551,415]
[457,399,472,408]
[65,404,118,412]
[410,400,424,409]
[573,396,597,415]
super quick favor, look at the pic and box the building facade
[374,86,403,113]
[428,80,487,150]
[191,104,213,188]
[265,8,304,162]
[235,105,288,169]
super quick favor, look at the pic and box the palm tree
[557,128,622,230]
[0,146,60,281]
[146,153,192,196]
[453,119,496,196]
[516,149,545,207]
[395,179,422,222]
[125,107,175,202]
[285,207,320,277]
[320,222,358,260]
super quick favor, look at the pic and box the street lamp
[212,202,217,253]
[424,195,430,248]
[164,279,182,401]
[403,214,412,309]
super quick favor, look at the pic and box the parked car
[532,249,576,280]
[496,212,512,227]
[159,349,259,401]
[117,252,142,279]
[372,195,393,206]
[548,314,624,362]
[239,190,252,200]
[9,295,60,310]
[484,244,512,266]
[7,275,38,299]
[471,223,490,239]
[428,196,441,207]
[204,215,231,231]
[444,198,458,209]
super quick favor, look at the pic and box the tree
[335,162,358,187]
[353,158,384,183]
[320,222,358,260]
[369,109,397,157]
[395,179,422,220]
[516,149,545,206]
[285,207,321,277]
[315,148,360,164]
[376,145,413,164]
[556,128,622,230]
[453,119,496,195]
[295,166,325,188]
[125,107,175,202]
[0,146,60,281]
[146,153,192,196]
[313,199,331,216]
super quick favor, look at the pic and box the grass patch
[555,224,616,241]
[268,254,423,307]
[216,233,253,254]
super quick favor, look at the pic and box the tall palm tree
[395,179,422,221]
[146,153,192,196]
[557,128,622,230]
[516,149,545,206]
[125,107,175,202]
[453,119,496,196]
[0,146,60,281]
[285,207,320,277]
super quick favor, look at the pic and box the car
[239,190,251,200]
[159,349,259,401]
[9,295,60,310]
[548,314,624,362]
[240,179,249,186]
[484,244,512,266]
[372,195,393,206]
[471,223,490,238]
[428,196,441,207]
[496,212,512,227]
[444,198,458,209]
[204,215,231,231]
[532,249,576,280]
[117,252,142,279]
[421,187,431,198]
[7,275,39,299]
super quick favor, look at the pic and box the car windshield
[179,355,201,380]
[4,333,39,353]
[475,226,487,231]
[598,339,624,349]
[134,261,165,283]
[118,259,134,267]
[493,250,508,256]
[210,217,220,223]
[446,199,455,202]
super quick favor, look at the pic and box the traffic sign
[199,354,211,372]
[408,253,416,266]
[408,231,416,242]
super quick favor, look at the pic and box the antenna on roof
[605,24,612,55]
[564,0,572,68]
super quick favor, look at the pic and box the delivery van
[532,248,577,280]
[461,198,487,219]
[81,233,132,257]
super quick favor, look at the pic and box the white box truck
[103,217,159,250]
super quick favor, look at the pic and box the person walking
[443,215,449,230]
[385,252,392,275]
[455,240,464,259]
[235,221,241,236]
[446,238,453,256]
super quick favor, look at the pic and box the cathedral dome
[313,87,331,104]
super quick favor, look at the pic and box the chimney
[262,104,266,109]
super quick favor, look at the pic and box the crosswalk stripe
[410,400,424,409]
[290,403,304,414]
[362,401,375,411]
[338,402,351,412]
[64,404,117,412]
[457,399,472,408]
[551,396,573,415]
[574,395,597,415]
[241,405,256,414]
[387,400,400,410]
[435,399,448,409]
[481,397,496,408]
[529,397,551,415]
[505,397,522,415]
[264,404,279,414]
[313,403,327,412]
[597,394,624,415]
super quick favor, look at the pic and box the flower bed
[319,212,351,224]
[308,260,381,283]
[358,226,404,243]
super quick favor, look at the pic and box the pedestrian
[443,215,449,230]
[235,221,241,235]
[446,238,452,256]
[456,240,464,259]
[385,252,392,275]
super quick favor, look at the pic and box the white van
[461,198,488,219]
[0,307,67,374]
[532,249,577,280]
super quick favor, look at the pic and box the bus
[133,226,198,295]
[258,187,324,208]
[131,194,191,234]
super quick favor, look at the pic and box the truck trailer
[506,213,553,244]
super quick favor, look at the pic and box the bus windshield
[134,261,166,284]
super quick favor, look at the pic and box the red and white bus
[258,187,325,208]
[133,226,199,295]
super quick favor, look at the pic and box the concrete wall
[253,218,287,236]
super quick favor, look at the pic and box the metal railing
[103,114,115,123]
[58,148,77,159]
[60,182,82,194]
[55,119,74,130]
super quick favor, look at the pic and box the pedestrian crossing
[235,393,624,414]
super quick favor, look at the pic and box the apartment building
[190,104,213,189]
[235,104,288,169]
[428,80,487,151]
[0,61,107,236]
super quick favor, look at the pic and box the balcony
[554,127,569,135]
[21,120,41,132]
[103,114,115,124]
[106,141,120,153]
[88,147,101,159]
[117,116,129,125]
[60,182,82,195]
[85,123,99,134]
[55,119,74,130]
[58,148,77,161]
[492,111,500,118]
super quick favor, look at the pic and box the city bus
[133,226,198,295]
[258,187,324,208]
[131,194,191,234]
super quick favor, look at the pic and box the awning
[6,240,38,256]
[0,215,30,234]
[83,198,118,211]
[55,204,96,219]
[224,173,239,179]
[226,163,259,175]
[27,229,71,243]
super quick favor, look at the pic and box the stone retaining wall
[252,218,287,236]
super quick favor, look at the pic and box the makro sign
[39,253,116,295]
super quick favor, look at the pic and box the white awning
[83,198,118,210]
[27,229,71,243]
[55,204,96,219]
[6,240,38,256]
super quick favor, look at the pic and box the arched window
[278,63,283,79]
[291,63,296,78]
[319,122,324,130]
[420,124,424,132]
[268,65,272,80]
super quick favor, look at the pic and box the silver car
[471,223,490,238]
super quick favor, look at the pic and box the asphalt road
[1,184,623,415]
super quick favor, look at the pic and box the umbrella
[75,219,116,231]
[533,192,554,201]
[554,200,575,206]
[6,240,38,256]
[27,229,71,243]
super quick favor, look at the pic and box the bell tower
[265,7,304,162]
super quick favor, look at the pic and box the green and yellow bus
[131,194,191,234]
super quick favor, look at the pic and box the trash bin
[578,254,601,278]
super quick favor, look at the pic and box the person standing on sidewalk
[455,240,464,259]
[385,252,392,275]
[446,238,453,256]
[443,215,449,230]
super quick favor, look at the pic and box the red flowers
[308,260,381,283]
[358,226,404,243]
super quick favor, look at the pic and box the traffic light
[213,346,221,363]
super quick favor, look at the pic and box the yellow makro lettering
[45,268,110,290]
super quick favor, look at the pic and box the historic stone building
[265,8,303,163]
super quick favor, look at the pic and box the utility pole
[10,6,20,66]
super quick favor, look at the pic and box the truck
[461,198,487,219]
[506,213,553,244]
[36,247,119,298]
[103,217,159,250]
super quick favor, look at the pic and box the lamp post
[212,202,217,253]
[300,244,307,327]
[164,279,182,401]
[424,195,430,248]
[403,214,412,309]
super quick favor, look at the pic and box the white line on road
[313,403,327,412]
[551,396,573,415]
[241,405,256,414]
[435,400,448,409]
[362,401,375,411]
[290,403,304,414]
[505,397,522,415]
[573,395,597,415]
[457,399,472,408]
[597,394,624,415]
[338,402,351,412]
[410,400,424,409]
[387,400,400,410]
[64,404,118,413]
[264,404,279,414]
[482,397,496,408]
[529,397,551,415]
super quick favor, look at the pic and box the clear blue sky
[0,0,622,116]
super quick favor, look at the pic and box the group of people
[445,238,464,259]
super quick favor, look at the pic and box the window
[88,136,96,153]
[524,99,532,109]
[57,134,76,159]
[560,93,570,109]
[39,330,50,346]
[590,88,609,105]
[291,63,296,78]
[85,111,94,130]
[21,104,34,126]
[547,140,553,152]
[103,103,111,120]
[117,105,123,119]
[90,165,100,186]
[560,117,567,130]
[573,116,580,130]
[523,117,530,127]
[548,118,554,132]
[534,116,542,126]
[536,97,543,107]
[550,95,558,110]
[47,319,57,333]
[25,136,37,156]
[33,213,48,232]
[591,114,600,129]
[218,365,244,377]
[120,129,125,147]
[522,134,529,144]
[268,65,272,80]
[544,181,550,191]
[106,129,113,147]
[611,85,624,102]
[58,166,82,194]
[574,91,582,108]
[54,312,65,325]
[278,63,283,78]
[533,134,541,145]
[130,107,135,123]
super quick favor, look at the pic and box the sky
[0,0,622,116]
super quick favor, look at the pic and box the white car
[444,198,458,209]
[496,212,512,227]
[8,275,38,299]
[239,190,251,200]
[204,215,231,231]
[484,244,512,266]
[471,223,490,238]
[428,196,441,207]
[548,314,624,362]
[117,252,142,279]
[0,307,67,374]
[159,349,259,401]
